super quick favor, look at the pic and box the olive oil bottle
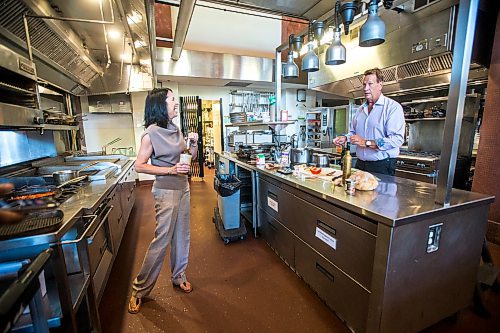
[342,142,352,185]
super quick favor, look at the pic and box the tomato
[310,167,322,175]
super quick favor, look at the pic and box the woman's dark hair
[144,88,173,128]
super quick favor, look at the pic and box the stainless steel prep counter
[219,151,494,333]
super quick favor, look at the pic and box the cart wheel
[240,235,245,240]
[223,238,230,245]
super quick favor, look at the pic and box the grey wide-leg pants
[131,185,191,298]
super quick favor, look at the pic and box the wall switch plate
[427,223,443,253]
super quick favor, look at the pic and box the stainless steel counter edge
[220,153,494,227]
[0,158,136,251]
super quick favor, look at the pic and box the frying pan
[52,162,98,186]
[7,175,87,201]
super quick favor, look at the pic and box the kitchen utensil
[290,148,312,164]
[52,162,98,186]
[102,137,122,155]
[312,153,330,167]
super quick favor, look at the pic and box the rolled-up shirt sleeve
[376,103,405,151]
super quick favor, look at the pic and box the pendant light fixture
[339,0,360,35]
[292,35,304,58]
[313,21,325,44]
[325,1,346,65]
[360,0,386,47]
[301,22,319,72]
[283,35,299,78]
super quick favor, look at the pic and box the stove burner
[399,151,440,159]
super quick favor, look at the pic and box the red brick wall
[155,3,173,48]
[472,11,500,242]
[281,17,308,62]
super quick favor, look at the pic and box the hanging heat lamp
[301,22,319,72]
[359,0,386,47]
[325,1,346,65]
[283,35,299,78]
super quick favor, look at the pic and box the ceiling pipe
[113,0,137,56]
[171,0,197,61]
[99,0,112,69]
[145,0,158,87]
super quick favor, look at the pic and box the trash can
[214,174,241,230]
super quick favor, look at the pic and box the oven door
[86,201,114,301]
[395,169,437,184]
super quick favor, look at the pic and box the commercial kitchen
[0,0,499,332]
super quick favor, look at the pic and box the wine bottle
[342,142,352,185]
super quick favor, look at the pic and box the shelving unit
[202,105,215,168]
[305,111,321,148]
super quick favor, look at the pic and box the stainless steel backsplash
[0,130,56,167]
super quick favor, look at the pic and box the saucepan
[52,162,98,186]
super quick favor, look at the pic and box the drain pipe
[171,0,197,61]
[145,0,158,87]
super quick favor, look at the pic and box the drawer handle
[317,220,336,236]
[316,263,334,282]
[267,221,277,231]
[267,191,277,200]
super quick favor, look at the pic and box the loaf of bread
[349,171,379,191]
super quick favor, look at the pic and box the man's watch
[365,140,373,147]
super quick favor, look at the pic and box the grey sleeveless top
[143,123,188,190]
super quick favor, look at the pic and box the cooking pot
[312,153,330,167]
[290,148,312,164]
[52,162,98,185]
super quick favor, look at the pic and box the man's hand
[333,135,347,146]
[0,183,24,224]
[350,135,366,147]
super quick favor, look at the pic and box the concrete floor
[99,168,500,333]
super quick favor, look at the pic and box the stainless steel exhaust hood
[309,0,492,98]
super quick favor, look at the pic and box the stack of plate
[229,112,246,123]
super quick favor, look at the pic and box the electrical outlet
[427,223,443,253]
[412,39,429,53]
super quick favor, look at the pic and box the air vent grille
[0,0,99,86]
[397,58,430,80]
[381,67,397,83]
[429,52,453,72]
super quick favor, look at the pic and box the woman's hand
[173,163,190,174]
[187,132,198,145]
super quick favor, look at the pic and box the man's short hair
[363,68,383,82]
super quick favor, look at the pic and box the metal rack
[305,111,321,148]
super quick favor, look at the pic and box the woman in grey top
[128,88,198,314]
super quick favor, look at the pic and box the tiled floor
[99,168,500,332]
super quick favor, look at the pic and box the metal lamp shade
[340,1,360,35]
[325,29,346,65]
[283,53,299,78]
[292,36,304,58]
[301,44,319,72]
[359,4,386,47]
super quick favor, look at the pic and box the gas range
[396,151,440,183]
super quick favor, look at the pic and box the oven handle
[57,205,113,246]
[396,169,438,178]
[87,205,114,244]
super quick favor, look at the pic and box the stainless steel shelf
[228,121,294,127]
[405,118,446,122]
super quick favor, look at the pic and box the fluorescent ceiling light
[107,29,121,39]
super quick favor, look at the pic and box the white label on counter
[267,197,278,212]
[315,227,337,250]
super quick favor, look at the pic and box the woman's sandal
[173,274,193,293]
[128,296,142,314]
